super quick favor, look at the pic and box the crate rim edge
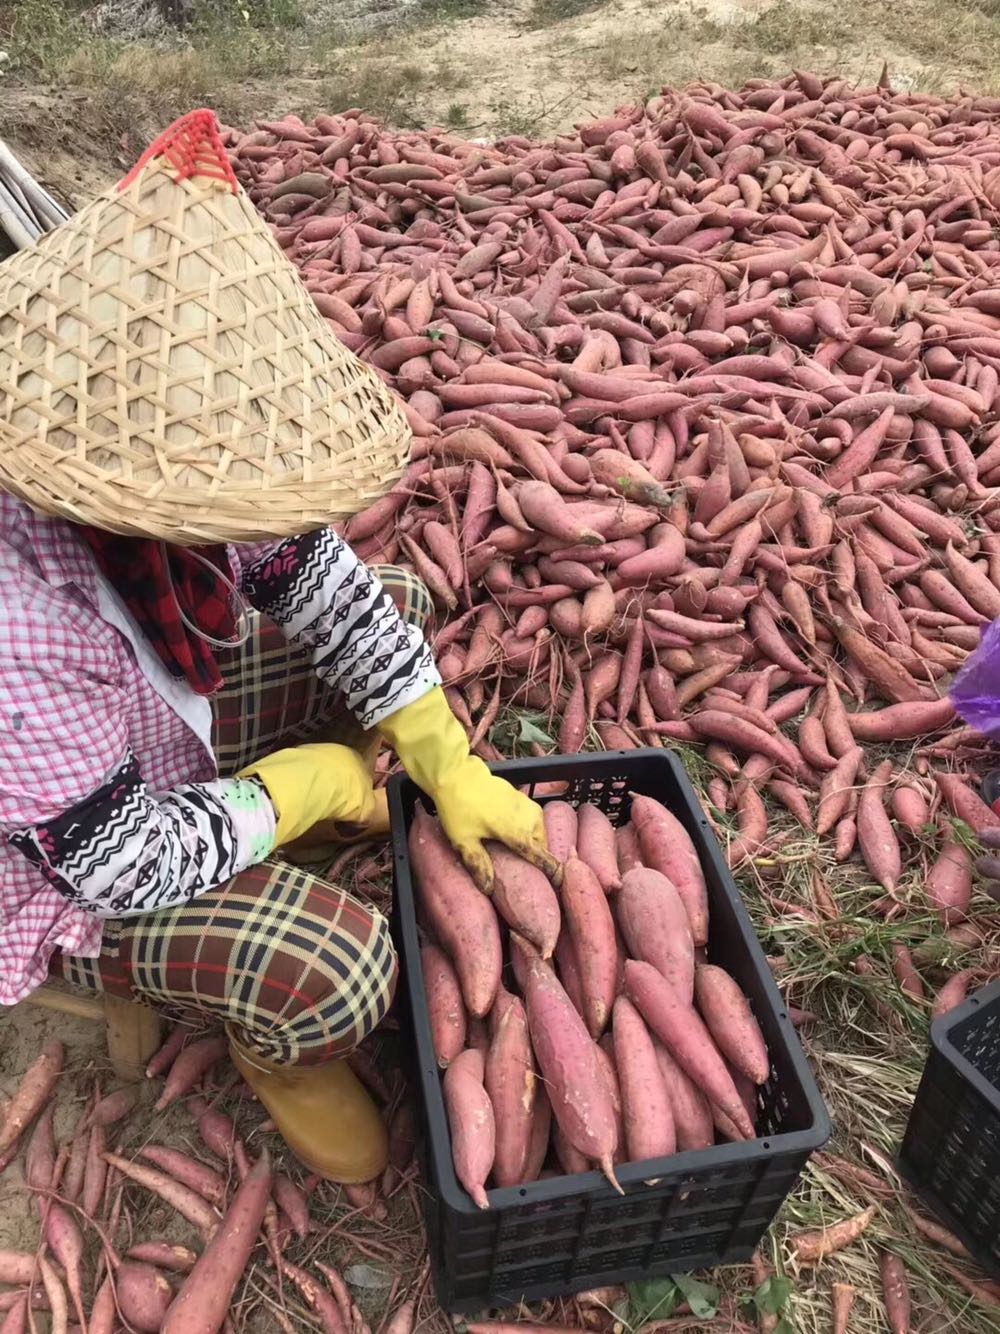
[388,746,831,1219]
[928,976,1000,1109]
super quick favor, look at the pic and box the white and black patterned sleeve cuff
[7,751,277,918]
[240,529,440,728]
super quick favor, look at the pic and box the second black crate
[900,978,1000,1280]
[388,749,831,1313]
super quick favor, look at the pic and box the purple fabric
[950,616,1000,738]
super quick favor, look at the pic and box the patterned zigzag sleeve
[238,529,440,729]
[8,752,276,918]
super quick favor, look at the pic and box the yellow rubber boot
[230,1038,388,1184]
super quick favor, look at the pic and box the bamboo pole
[0,136,69,251]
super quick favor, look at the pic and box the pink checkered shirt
[0,492,439,1005]
[0,493,227,1002]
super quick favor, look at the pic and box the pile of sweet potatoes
[218,70,1000,1020]
[409,791,771,1204]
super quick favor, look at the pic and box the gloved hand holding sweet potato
[379,687,556,893]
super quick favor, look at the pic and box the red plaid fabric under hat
[79,532,247,696]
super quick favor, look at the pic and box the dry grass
[11,0,1000,152]
[0,0,472,144]
[25,39,464,157]
[700,797,1000,1334]
[592,2,858,101]
[525,0,605,29]
[586,0,1000,102]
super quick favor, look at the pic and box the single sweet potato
[616,823,643,874]
[594,1040,626,1168]
[730,1063,759,1132]
[520,942,619,1189]
[485,992,536,1188]
[422,942,467,1067]
[857,760,901,892]
[561,856,618,1038]
[517,480,603,545]
[925,841,972,926]
[45,1201,88,1330]
[187,1096,238,1160]
[816,746,863,837]
[61,1130,87,1204]
[145,1025,188,1080]
[694,965,770,1085]
[117,1263,175,1333]
[522,1086,552,1184]
[443,1049,496,1209]
[630,795,709,945]
[127,1243,199,1275]
[612,997,675,1163]
[576,804,622,893]
[88,1278,116,1334]
[0,1041,63,1155]
[934,772,1000,834]
[554,1123,591,1175]
[139,1146,228,1209]
[654,1043,714,1152]
[0,1294,30,1334]
[616,867,695,1003]
[25,1102,55,1193]
[82,1125,106,1218]
[88,1086,136,1129]
[162,1149,273,1333]
[409,806,502,1017]
[488,843,561,958]
[542,801,578,862]
[0,1254,35,1286]
[553,927,587,1019]
[155,1035,228,1111]
[891,784,930,835]
[880,1251,912,1334]
[711,1060,758,1141]
[933,968,975,1019]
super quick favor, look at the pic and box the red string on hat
[118,108,238,193]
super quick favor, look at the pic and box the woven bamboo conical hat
[0,110,410,545]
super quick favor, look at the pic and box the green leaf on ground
[517,716,554,747]
[754,1275,793,1316]
[627,1277,681,1326]
[670,1273,720,1319]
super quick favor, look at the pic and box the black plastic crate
[388,749,830,1312]
[900,979,1000,1280]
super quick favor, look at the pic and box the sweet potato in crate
[900,979,1000,1280]
[389,749,830,1311]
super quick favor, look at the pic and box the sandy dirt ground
[0,1004,98,1259]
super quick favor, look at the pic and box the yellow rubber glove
[242,743,378,848]
[379,687,557,892]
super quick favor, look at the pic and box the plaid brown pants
[52,567,432,1066]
